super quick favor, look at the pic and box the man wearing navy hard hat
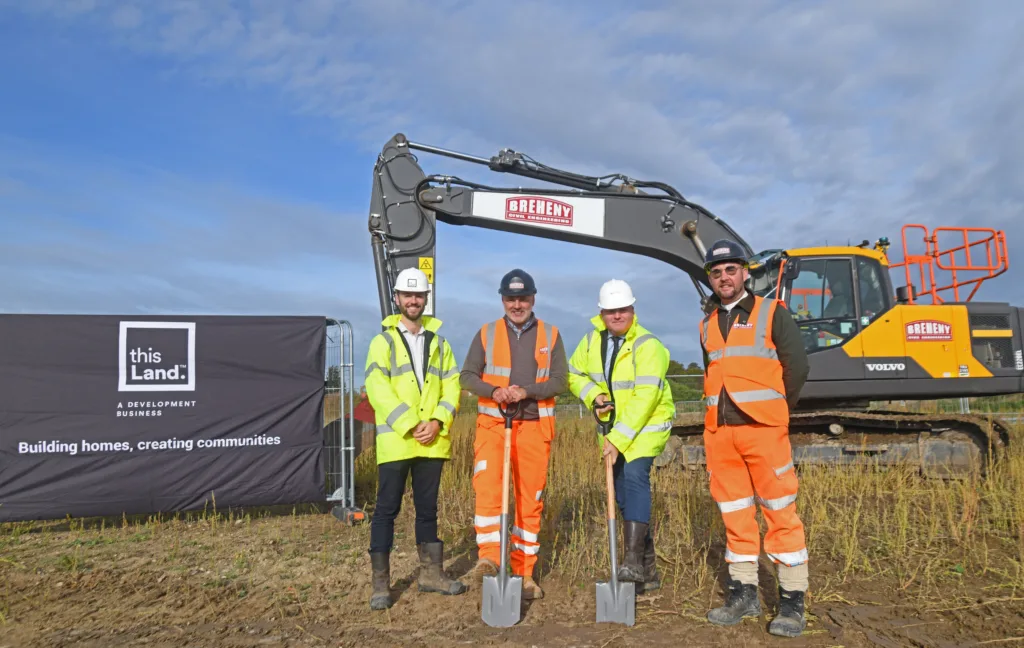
[460,268,568,600]
[698,239,811,638]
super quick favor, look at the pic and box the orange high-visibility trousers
[704,423,808,566]
[472,414,552,577]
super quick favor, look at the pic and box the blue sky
[2,1,1023,381]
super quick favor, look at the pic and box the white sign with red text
[471,193,606,237]
[905,319,953,342]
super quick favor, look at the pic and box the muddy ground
[2,506,1022,648]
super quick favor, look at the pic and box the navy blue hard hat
[704,239,748,270]
[499,269,537,296]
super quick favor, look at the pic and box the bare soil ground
[1,507,1022,648]
[3,411,1023,647]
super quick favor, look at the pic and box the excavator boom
[369,133,749,317]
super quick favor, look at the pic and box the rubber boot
[369,551,393,610]
[707,577,761,626]
[616,521,647,582]
[768,587,807,637]
[416,542,468,595]
[641,530,661,593]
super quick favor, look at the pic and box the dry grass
[376,408,1024,605]
[1,406,1022,646]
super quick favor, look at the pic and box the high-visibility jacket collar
[380,313,443,333]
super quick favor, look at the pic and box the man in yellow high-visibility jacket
[567,279,676,593]
[363,267,467,610]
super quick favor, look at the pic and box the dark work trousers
[612,454,656,526]
[369,457,445,554]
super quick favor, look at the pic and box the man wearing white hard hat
[566,279,676,592]
[363,267,466,610]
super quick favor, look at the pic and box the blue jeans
[612,454,655,524]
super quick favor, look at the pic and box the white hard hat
[394,268,431,293]
[598,279,636,310]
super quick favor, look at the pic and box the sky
[2,1,1023,385]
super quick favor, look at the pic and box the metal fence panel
[323,318,363,523]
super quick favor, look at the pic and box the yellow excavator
[366,133,1017,478]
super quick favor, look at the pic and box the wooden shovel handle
[605,451,616,522]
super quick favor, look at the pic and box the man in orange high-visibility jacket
[699,239,810,638]
[460,268,568,600]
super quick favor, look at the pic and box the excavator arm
[368,133,753,319]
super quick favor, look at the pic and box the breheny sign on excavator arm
[368,132,750,318]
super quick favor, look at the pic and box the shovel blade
[596,580,635,626]
[481,574,522,627]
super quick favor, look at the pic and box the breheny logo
[505,196,574,226]
[118,321,196,392]
[905,320,952,341]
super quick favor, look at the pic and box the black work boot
[641,530,661,593]
[369,551,393,610]
[616,521,647,583]
[416,542,468,595]
[769,587,807,637]
[707,577,761,626]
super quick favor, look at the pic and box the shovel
[594,404,636,626]
[481,400,523,628]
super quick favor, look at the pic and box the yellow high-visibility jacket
[364,314,461,464]
[567,315,676,462]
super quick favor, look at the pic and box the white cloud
[3,0,1023,373]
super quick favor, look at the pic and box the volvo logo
[866,362,905,372]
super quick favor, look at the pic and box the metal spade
[594,405,635,626]
[481,401,523,627]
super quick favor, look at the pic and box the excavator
[366,133,1019,478]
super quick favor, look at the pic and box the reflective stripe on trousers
[705,423,807,566]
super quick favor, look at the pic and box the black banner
[0,315,326,522]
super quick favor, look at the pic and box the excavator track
[658,409,1012,479]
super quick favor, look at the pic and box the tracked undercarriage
[658,409,1013,479]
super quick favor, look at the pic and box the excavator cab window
[783,257,860,353]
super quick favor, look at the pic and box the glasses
[708,264,743,279]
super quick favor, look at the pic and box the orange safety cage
[889,224,1009,304]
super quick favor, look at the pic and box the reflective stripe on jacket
[476,318,558,438]
[364,314,461,464]
[700,295,789,431]
[567,315,676,462]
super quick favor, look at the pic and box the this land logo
[118,321,196,392]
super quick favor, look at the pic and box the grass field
[2,406,1023,647]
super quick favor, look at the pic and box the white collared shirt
[398,320,426,387]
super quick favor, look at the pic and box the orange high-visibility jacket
[700,295,789,431]
[477,318,559,435]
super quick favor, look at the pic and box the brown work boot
[467,558,499,583]
[416,542,468,596]
[522,576,544,600]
